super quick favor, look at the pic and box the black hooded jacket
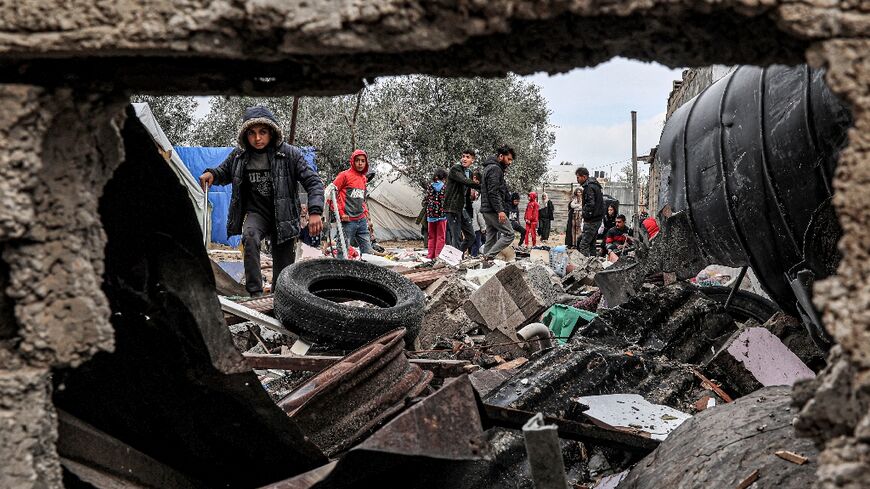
[480,155,510,214]
[206,106,324,245]
[582,177,605,221]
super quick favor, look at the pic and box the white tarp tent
[367,172,423,241]
[132,103,210,242]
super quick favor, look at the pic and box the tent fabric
[366,173,424,241]
[174,145,318,246]
[132,103,209,242]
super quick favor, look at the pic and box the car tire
[699,285,780,324]
[274,259,425,348]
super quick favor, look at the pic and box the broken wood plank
[243,353,470,377]
[691,368,734,403]
[495,357,528,370]
[775,450,809,465]
[735,469,760,489]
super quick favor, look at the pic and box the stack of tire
[274,259,426,348]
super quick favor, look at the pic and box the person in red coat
[524,191,540,247]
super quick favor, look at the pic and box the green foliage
[130,95,198,145]
[147,75,555,191]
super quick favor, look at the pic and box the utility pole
[631,110,638,224]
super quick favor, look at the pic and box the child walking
[524,191,540,247]
[426,168,449,259]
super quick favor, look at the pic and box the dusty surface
[0,1,867,488]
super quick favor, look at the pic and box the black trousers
[578,219,601,257]
[242,212,296,295]
[511,220,526,245]
[446,211,475,253]
[539,219,552,240]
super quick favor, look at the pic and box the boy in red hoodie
[332,149,372,258]
[524,191,540,247]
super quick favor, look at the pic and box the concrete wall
[0,2,868,488]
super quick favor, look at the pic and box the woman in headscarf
[565,187,583,248]
[538,192,555,241]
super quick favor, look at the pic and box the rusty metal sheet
[263,375,488,489]
[280,328,433,456]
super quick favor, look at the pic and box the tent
[366,173,424,241]
[131,103,210,243]
[174,145,317,246]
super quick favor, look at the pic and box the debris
[401,267,455,288]
[210,258,248,296]
[268,376,487,488]
[691,369,734,403]
[542,304,597,344]
[572,394,691,441]
[522,413,571,489]
[224,295,275,326]
[516,322,556,352]
[619,387,818,488]
[775,450,809,465]
[415,277,475,350]
[593,471,629,489]
[57,410,205,488]
[468,369,516,397]
[693,396,715,412]
[495,357,529,370]
[735,470,760,489]
[706,327,815,397]
[219,295,292,337]
[437,244,463,266]
[279,329,432,456]
[480,403,660,452]
[464,264,561,341]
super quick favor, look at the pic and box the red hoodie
[332,149,369,221]
[524,192,540,223]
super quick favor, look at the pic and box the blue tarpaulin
[174,146,317,246]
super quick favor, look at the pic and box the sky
[524,58,683,177]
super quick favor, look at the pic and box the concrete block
[463,264,560,341]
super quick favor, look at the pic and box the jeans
[242,212,296,295]
[427,220,447,259]
[482,213,515,258]
[578,218,602,256]
[446,211,475,253]
[340,217,373,258]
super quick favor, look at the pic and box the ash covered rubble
[217,244,827,489]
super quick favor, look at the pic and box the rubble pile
[211,245,828,488]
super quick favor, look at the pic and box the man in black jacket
[480,145,516,259]
[200,106,324,296]
[575,167,604,256]
[444,150,480,254]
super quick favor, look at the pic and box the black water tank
[657,65,851,310]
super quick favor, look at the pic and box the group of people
[199,105,661,297]
[563,167,662,257]
[422,145,562,260]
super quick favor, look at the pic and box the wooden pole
[631,111,638,224]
